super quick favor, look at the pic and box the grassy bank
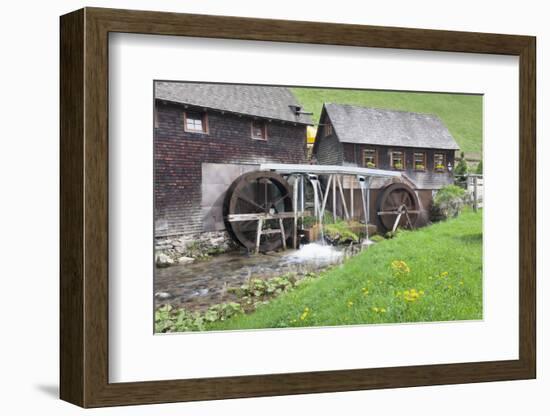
[209,210,483,331]
[291,88,483,156]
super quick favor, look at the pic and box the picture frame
[60,7,536,408]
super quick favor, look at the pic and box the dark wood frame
[434,152,446,172]
[60,7,536,408]
[251,119,268,141]
[363,148,378,168]
[390,149,406,170]
[413,151,427,171]
[183,109,209,134]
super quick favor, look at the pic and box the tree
[454,151,469,181]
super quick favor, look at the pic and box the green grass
[209,210,483,331]
[291,87,483,156]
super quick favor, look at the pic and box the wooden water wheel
[223,171,294,251]
[376,182,420,232]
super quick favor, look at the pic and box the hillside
[291,88,483,158]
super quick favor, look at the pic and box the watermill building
[312,103,460,227]
[154,82,313,238]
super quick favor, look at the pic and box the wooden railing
[455,174,483,211]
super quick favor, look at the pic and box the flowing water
[155,176,376,312]
[155,243,348,312]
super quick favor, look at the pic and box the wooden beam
[337,175,350,220]
[332,174,337,220]
[279,218,287,250]
[350,177,354,219]
[227,212,309,222]
[320,175,333,219]
[255,218,263,254]
[261,229,283,235]
[293,178,299,249]
[473,175,479,212]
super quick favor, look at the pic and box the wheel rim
[377,183,420,232]
[224,171,293,251]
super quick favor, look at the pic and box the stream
[154,242,363,311]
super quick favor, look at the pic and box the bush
[476,160,483,174]
[301,215,317,228]
[432,185,467,220]
[302,211,334,229]
[324,220,359,244]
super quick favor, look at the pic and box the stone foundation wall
[155,231,237,267]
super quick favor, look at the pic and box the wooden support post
[279,218,287,250]
[300,175,305,213]
[366,177,371,224]
[392,212,402,233]
[255,218,263,254]
[332,174,337,221]
[337,175,350,220]
[473,175,478,212]
[293,177,299,249]
[320,175,333,219]
[350,176,354,220]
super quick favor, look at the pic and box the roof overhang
[155,98,314,126]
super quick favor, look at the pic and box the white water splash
[284,243,344,264]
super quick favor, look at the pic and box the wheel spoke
[264,180,268,210]
[378,210,399,215]
[237,195,265,212]
[390,192,401,208]
[270,192,290,209]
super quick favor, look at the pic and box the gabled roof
[322,103,459,150]
[155,82,313,125]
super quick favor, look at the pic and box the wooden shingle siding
[154,101,308,236]
[312,103,459,191]
[315,134,343,165]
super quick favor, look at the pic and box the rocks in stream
[155,291,173,300]
[155,253,174,268]
[177,256,195,265]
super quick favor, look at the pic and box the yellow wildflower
[372,307,379,312]
[403,288,423,302]
[347,300,354,308]
[391,260,411,278]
